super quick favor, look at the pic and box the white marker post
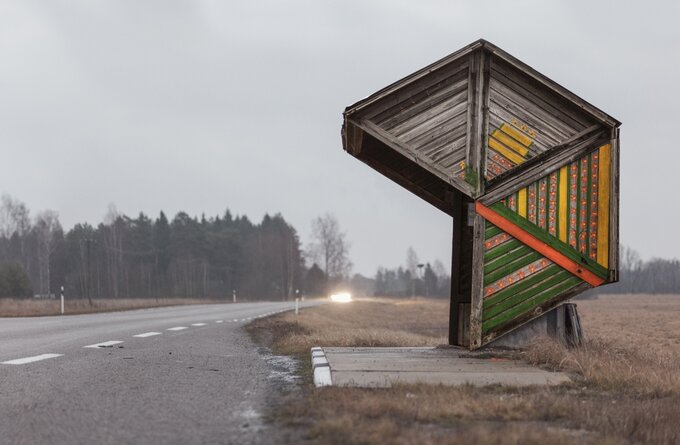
[295,298,299,315]
[60,286,64,315]
[232,289,236,304]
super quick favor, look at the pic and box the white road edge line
[133,332,162,338]
[191,323,207,326]
[84,341,123,349]
[167,326,188,331]
[2,353,63,365]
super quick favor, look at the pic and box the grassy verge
[247,296,680,445]
[0,297,227,317]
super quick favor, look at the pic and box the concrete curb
[311,347,332,387]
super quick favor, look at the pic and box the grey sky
[1,1,678,275]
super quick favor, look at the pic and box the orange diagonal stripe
[476,202,605,287]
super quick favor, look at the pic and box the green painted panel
[482,275,582,333]
[483,264,561,309]
[484,238,523,262]
[483,268,572,321]
[485,223,503,240]
[483,250,542,286]
[484,243,533,275]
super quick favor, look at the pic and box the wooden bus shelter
[342,39,620,349]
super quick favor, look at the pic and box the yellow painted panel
[501,123,533,147]
[518,188,527,218]
[597,144,611,268]
[489,137,526,165]
[558,165,568,243]
[494,130,530,156]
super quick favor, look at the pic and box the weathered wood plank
[608,128,620,281]
[350,118,475,195]
[399,100,468,144]
[377,73,468,129]
[348,48,475,117]
[488,81,576,151]
[490,58,595,129]
[485,44,619,127]
[471,50,486,195]
[468,206,486,349]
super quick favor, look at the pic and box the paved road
[0,301,319,445]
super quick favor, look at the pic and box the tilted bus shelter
[342,39,620,350]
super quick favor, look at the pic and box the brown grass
[578,294,680,356]
[0,297,226,317]
[520,294,680,395]
[249,298,448,355]
[524,337,680,395]
[249,295,680,445]
[278,383,680,445]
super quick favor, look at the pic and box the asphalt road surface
[0,301,320,445]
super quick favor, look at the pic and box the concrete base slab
[315,346,570,388]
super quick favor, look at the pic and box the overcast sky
[1,1,678,275]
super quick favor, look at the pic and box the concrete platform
[312,347,570,388]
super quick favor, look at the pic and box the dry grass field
[248,295,680,445]
[0,297,226,317]
[249,297,449,355]
[578,294,680,356]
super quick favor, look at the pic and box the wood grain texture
[469,210,486,349]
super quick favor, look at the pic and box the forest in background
[0,194,305,301]
[0,195,451,301]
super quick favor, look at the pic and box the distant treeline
[593,246,680,295]
[0,196,315,300]
[3,193,675,301]
[372,264,451,298]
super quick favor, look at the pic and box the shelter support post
[449,193,474,346]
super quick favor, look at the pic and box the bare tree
[308,213,352,283]
[0,194,31,270]
[619,245,643,293]
[432,259,449,279]
[34,210,61,295]
[405,246,419,297]
[0,194,29,238]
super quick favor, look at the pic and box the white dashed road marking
[2,353,63,365]
[167,326,188,331]
[215,320,224,323]
[133,332,162,338]
[84,341,123,349]
[191,323,207,327]
[233,319,239,322]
